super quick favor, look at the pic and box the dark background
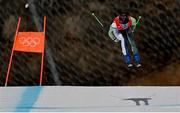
[0,0,179,86]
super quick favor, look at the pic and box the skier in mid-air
[108,11,141,68]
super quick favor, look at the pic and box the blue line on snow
[15,86,42,112]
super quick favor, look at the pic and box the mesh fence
[0,0,180,86]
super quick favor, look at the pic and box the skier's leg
[123,37,132,67]
[127,31,141,67]
[130,38,140,63]
[113,29,131,66]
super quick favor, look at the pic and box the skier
[108,11,141,68]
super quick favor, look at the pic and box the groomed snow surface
[0,86,180,112]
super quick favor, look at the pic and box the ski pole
[92,13,104,28]
[132,16,142,32]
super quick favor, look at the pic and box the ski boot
[124,55,133,68]
[135,63,142,68]
[134,54,142,68]
[127,63,133,68]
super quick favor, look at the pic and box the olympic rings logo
[19,37,40,47]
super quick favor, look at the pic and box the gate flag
[14,32,45,53]
[5,16,46,86]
